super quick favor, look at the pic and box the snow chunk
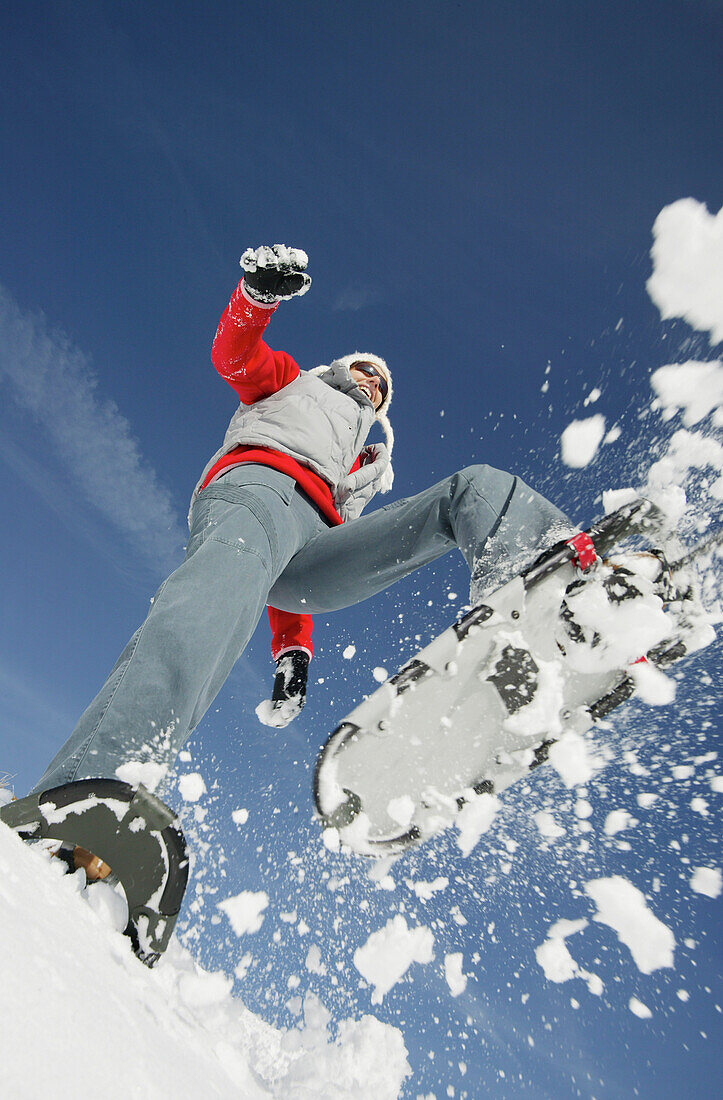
[604,809,638,836]
[305,945,327,976]
[602,487,639,513]
[372,666,388,683]
[535,919,601,994]
[630,660,676,705]
[650,360,723,427]
[343,645,356,659]
[232,808,249,826]
[178,772,206,802]
[386,795,415,828]
[115,760,166,792]
[585,876,675,973]
[455,792,500,857]
[548,730,602,788]
[629,997,653,1019]
[353,915,434,1004]
[217,890,269,936]
[647,198,723,344]
[444,952,468,997]
[408,876,449,902]
[534,810,566,839]
[560,415,606,467]
[690,866,722,898]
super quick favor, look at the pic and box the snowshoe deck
[314,499,718,857]
[0,779,189,965]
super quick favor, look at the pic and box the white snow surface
[0,824,410,1099]
[646,198,723,345]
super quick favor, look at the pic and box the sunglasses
[353,362,388,403]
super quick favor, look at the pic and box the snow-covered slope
[0,821,410,1099]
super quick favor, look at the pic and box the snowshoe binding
[0,778,189,966]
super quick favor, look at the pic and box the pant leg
[269,464,570,614]
[31,467,317,794]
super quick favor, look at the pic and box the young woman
[31,245,568,796]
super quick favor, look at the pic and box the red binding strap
[566,532,597,572]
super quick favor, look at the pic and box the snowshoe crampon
[0,779,189,966]
[314,498,719,857]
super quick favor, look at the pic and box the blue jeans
[32,464,568,792]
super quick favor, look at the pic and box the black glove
[241,244,311,303]
[270,649,310,724]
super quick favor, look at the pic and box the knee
[457,464,515,497]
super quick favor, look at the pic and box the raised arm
[211,244,311,403]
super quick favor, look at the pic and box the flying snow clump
[560,414,607,468]
[689,866,722,898]
[585,876,675,974]
[353,915,435,1004]
[646,198,723,345]
[217,890,269,936]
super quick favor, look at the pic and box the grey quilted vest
[189,363,379,525]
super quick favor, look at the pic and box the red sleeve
[267,607,314,661]
[211,279,300,403]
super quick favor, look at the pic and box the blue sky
[1,2,721,1096]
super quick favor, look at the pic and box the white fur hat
[331,353,393,414]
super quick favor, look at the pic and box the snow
[178,772,207,802]
[556,563,671,674]
[353,915,435,1004]
[629,997,653,1019]
[650,360,723,428]
[218,890,269,935]
[343,645,357,659]
[629,659,676,705]
[560,414,607,467]
[535,919,589,983]
[646,199,723,345]
[603,809,637,836]
[0,823,410,1099]
[387,794,415,827]
[585,876,676,974]
[534,810,566,839]
[689,866,722,898]
[407,876,450,901]
[455,792,500,856]
[547,730,602,788]
[443,952,467,997]
[535,919,603,994]
[115,760,168,792]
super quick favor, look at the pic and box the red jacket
[201,280,360,661]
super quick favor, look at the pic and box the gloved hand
[334,442,393,522]
[255,649,310,728]
[241,244,311,303]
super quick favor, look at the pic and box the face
[349,361,387,411]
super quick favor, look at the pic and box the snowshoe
[314,498,719,857]
[0,778,189,966]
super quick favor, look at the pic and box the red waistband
[199,446,343,526]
